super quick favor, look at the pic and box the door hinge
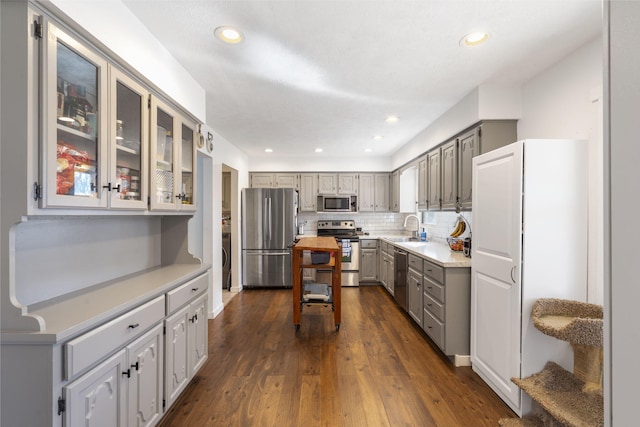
[33,182,42,201]
[148,96,151,109]
[57,397,66,415]
[33,20,43,40]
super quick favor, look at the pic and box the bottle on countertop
[420,228,427,242]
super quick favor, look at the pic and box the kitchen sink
[399,241,429,248]
[386,236,419,242]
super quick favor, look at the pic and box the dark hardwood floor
[158,286,516,426]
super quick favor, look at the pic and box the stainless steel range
[316,220,360,287]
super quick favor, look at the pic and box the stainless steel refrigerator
[241,188,298,288]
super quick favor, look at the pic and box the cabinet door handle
[128,323,139,329]
[122,369,131,378]
[511,266,516,284]
[131,362,139,371]
[191,287,199,292]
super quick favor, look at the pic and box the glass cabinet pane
[180,123,194,206]
[115,81,143,201]
[55,41,99,197]
[155,107,174,205]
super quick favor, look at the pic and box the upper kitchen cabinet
[458,121,517,210]
[358,173,389,212]
[108,67,149,210]
[42,22,108,208]
[150,96,196,212]
[427,148,441,211]
[299,173,317,212]
[440,139,457,210]
[391,171,400,212]
[250,173,299,189]
[418,156,428,211]
[317,173,357,195]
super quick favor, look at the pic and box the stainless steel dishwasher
[393,248,408,311]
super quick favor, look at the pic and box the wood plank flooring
[158,286,516,426]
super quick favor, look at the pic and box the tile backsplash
[298,210,472,242]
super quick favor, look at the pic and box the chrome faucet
[403,214,421,239]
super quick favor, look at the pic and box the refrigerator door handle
[263,197,269,243]
[268,197,272,243]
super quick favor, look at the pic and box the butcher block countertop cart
[291,237,342,331]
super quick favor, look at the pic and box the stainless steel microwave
[317,195,357,212]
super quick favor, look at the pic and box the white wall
[518,37,603,304]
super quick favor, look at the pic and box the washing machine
[222,232,231,290]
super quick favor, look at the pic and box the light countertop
[379,238,471,268]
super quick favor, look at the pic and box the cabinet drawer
[408,254,423,272]
[424,291,445,322]
[65,295,165,379]
[423,309,445,350]
[166,273,208,314]
[423,259,444,283]
[424,275,445,303]
[360,239,378,249]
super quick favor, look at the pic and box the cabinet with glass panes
[44,21,195,212]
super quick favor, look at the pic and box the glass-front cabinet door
[179,121,196,211]
[43,22,108,208]
[109,67,149,209]
[150,96,178,211]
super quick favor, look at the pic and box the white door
[64,350,127,427]
[127,325,163,427]
[471,141,523,414]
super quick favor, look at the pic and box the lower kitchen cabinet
[165,292,208,410]
[422,260,470,356]
[63,322,165,427]
[359,239,378,282]
[127,324,164,427]
[63,349,128,427]
[407,254,423,327]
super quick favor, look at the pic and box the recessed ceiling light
[314,148,323,153]
[214,26,244,44]
[364,148,372,152]
[385,116,399,124]
[460,32,489,47]
[264,148,273,153]
[373,135,383,141]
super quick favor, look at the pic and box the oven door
[318,239,360,286]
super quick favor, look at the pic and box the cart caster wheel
[335,324,340,331]
[295,324,300,331]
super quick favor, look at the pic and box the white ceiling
[122,0,602,159]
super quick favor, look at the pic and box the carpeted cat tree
[498,298,604,427]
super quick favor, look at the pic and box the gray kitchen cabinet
[422,259,470,356]
[360,239,378,282]
[391,171,400,212]
[358,173,375,211]
[250,173,273,188]
[250,173,298,189]
[318,173,337,194]
[427,148,441,211]
[418,156,428,210]
[318,173,358,195]
[374,173,390,211]
[299,173,317,212]
[359,173,390,212]
[458,121,517,210]
[441,139,458,210]
[338,173,358,195]
[407,254,423,327]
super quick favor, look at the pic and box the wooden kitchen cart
[291,237,342,331]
